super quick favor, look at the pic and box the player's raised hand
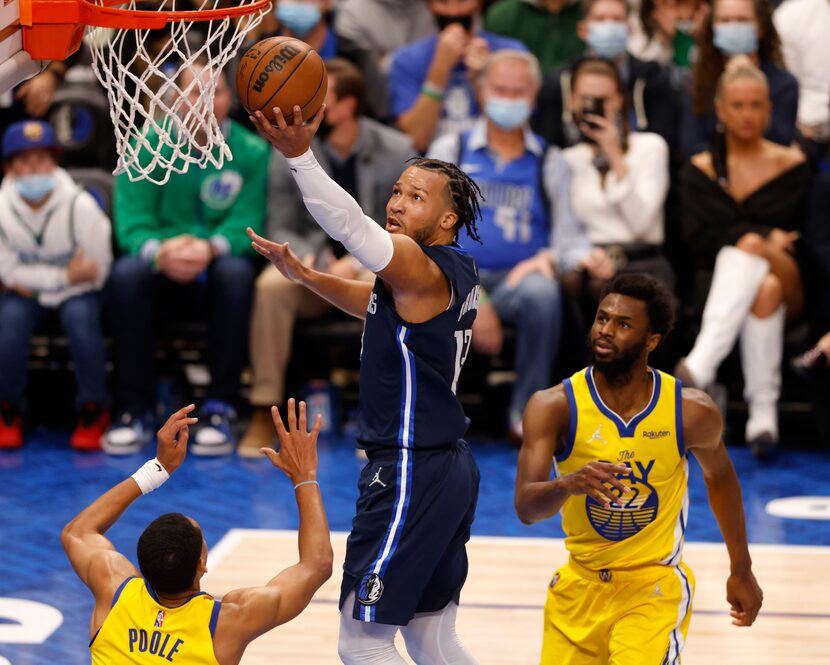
[247,228,308,283]
[261,399,322,486]
[156,404,199,474]
[726,570,763,627]
[250,104,326,159]
[559,461,632,506]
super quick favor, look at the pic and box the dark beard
[589,337,647,385]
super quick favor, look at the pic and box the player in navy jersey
[249,104,483,664]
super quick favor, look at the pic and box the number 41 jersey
[357,242,480,453]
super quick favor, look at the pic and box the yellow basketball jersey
[556,366,688,572]
[90,577,221,664]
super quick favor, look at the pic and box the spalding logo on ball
[236,36,328,124]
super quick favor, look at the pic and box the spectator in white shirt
[0,120,112,451]
[556,57,672,318]
[774,0,830,150]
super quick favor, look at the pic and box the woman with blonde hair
[676,57,810,457]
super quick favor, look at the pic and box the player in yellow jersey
[62,400,333,664]
[516,274,763,664]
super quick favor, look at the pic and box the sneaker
[103,412,152,456]
[192,400,236,456]
[238,407,275,459]
[71,403,110,451]
[0,402,23,449]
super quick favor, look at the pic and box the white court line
[207,528,830,563]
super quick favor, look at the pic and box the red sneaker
[71,403,110,451]
[0,402,23,449]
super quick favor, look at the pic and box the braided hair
[407,157,484,243]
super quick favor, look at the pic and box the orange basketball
[236,36,328,124]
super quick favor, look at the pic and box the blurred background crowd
[0,0,828,459]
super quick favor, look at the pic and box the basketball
[236,36,328,124]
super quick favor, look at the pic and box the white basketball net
[86,0,268,185]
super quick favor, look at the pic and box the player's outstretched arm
[250,106,452,319]
[247,229,373,319]
[683,388,763,627]
[61,405,198,635]
[515,388,630,524]
[214,400,333,657]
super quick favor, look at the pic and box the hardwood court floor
[203,530,829,664]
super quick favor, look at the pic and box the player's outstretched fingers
[270,405,287,437]
[272,107,289,131]
[260,446,282,469]
[292,105,303,128]
[298,400,308,434]
[287,398,298,432]
[309,104,326,132]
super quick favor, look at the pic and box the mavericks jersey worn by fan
[90,577,221,664]
[341,242,481,626]
[542,367,695,665]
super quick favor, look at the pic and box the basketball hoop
[20,0,272,184]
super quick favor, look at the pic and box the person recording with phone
[552,57,673,334]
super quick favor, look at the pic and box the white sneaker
[103,412,152,456]
[191,400,236,456]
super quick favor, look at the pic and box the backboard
[0,0,48,95]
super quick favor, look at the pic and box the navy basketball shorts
[339,439,480,626]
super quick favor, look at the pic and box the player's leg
[541,565,611,665]
[400,601,476,665]
[338,593,407,665]
[400,445,480,664]
[608,563,695,665]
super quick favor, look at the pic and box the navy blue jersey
[357,242,480,452]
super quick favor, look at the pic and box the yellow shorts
[541,559,695,665]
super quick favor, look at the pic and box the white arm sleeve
[285,149,394,273]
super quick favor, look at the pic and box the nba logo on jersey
[153,610,166,628]
[357,573,384,606]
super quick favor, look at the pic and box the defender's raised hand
[250,104,326,159]
[261,399,322,486]
[156,404,198,474]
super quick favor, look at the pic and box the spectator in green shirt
[105,66,269,457]
[484,0,585,73]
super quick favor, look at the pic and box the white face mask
[14,172,56,202]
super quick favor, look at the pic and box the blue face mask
[14,173,55,203]
[587,21,629,59]
[484,97,533,130]
[276,2,322,36]
[713,22,758,56]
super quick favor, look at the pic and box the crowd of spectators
[0,0,828,456]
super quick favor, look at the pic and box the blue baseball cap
[2,120,61,161]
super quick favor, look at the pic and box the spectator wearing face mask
[389,0,528,153]
[679,0,798,158]
[0,120,112,450]
[334,0,436,119]
[628,0,709,81]
[274,0,338,59]
[553,58,673,330]
[532,0,679,153]
[428,49,573,440]
[483,0,586,74]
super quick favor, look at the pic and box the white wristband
[131,458,170,495]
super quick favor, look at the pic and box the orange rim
[79,0,272,28]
